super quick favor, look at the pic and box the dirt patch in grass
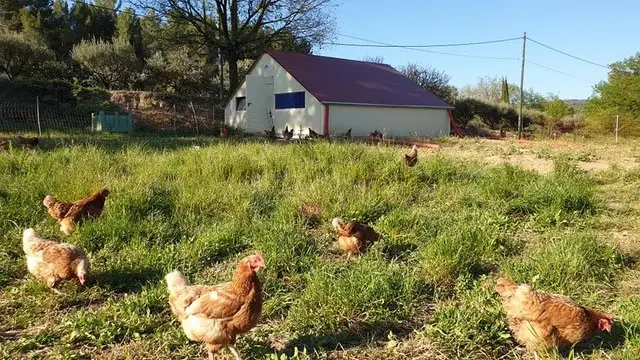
[485,154,554,174]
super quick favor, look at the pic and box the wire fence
[0,99,89,134]
[0,97,225,135]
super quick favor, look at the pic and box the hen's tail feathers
[23,228,38,242]
[495,277,519,298]
[331,217,344,230]
[166,271,189,296]
[22,228,42,255]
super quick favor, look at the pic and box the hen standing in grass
[402,145,419,167]
[282,125,294,140]
[14,135,38,148]
[166,252,266,360]
[264,126,276,139]
[22,228,89,292]
[495,276,614,356]
[43,188,110,235]
[331,217,380,260]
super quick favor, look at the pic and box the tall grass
[0,136,625,359]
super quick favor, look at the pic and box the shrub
[72,38,139,90]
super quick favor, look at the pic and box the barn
[224,50,453,138]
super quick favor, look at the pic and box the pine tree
[500,77,510,104]
[43,0,73,58]
[115,8,143,60]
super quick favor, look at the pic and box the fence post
[190,101,198,136]
[173,104,177,131]
[36,96,42,136]
[615,115,619,143]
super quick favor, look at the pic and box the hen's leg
[208,351,214,360]
[227,345,242,360]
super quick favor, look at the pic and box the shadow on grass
[571,319,635,356]
[381,242,418,262]
[275,322,415,356]
[90,266,164,294]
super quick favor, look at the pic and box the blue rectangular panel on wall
[275,91,305,109]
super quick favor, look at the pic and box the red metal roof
[267,50,453,109]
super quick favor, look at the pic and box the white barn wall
[328,105,450,138]
[225,54,324,135]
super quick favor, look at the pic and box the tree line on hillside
[377,51,640,137]
[1,1,637,137]
[0,0,333,97]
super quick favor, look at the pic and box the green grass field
[1,134,639,359]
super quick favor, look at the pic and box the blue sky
[316,0,640,99]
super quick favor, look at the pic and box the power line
[527,37,613,70]
[337,33,522,48]
[326,33,520,60]
[525,59,577,77]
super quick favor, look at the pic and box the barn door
[246,75,274,133]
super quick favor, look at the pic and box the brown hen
[23,228,89,292]
[402,145,418,167]
[43,188,110,235]
[495,277,613,355]
[331,217,380,260]
[166,252,266,360]
[282,126,294,140]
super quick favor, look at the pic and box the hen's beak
[78,274,86,285]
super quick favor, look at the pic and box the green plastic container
[91,111,133,133]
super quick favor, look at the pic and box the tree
[19,7,43,41]
[145,49,208,94]
[544,97,573,136]
[545,97,573,119]
[116,8,144,59]
[362,55,385,64]
[399,62,457,104]
[460,75,546,110]
[70,1,90,42]
[521,88,547,111]
[584,52,640,136]
[71,38,138,89]
[0,0,23,31]
[90,0,119,41]
[140,9,164,56]
[137,0,337,93]
[500,77,509,103]
[44,0,73,58]
[0,31,55,79]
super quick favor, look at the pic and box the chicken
[43,188,110,235]
[331,217,380,260]
[308,128,320,139]
[369,130,383,139]
[495,277,614,355]
[14,135,38,148]
[307,128,329,140]
[338,128,352,139]
[220,127,229,137]
[166,252,266,360]
[282,126,294,140]
[22,228,89,292]
[0,138,9,151]
[264,126,276,139]
[402,145,419,167]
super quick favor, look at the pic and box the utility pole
[615,115,619,143]
[518,32,527,139]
